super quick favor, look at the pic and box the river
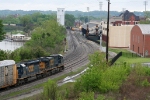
[0,40,24,51]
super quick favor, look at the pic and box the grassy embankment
[22,50,150,100]
[4,48,150,100]
[109,48,150,64]
[0,65,87,100]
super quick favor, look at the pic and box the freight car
[0,54,64,89]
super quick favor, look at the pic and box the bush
[141,79,150,87]
[75,51,131,93]
[99,65,131,93]
[0,49,11,60]
[43,79,57,100]
[79,92,95,100]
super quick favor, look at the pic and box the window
[138,36,140,43]
[133,35,134,42]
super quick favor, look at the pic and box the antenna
[99,2,103,11]
[122,8,126,12]
[144,1,148,11]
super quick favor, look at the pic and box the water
[0,40,24,51]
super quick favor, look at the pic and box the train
[0,54,64,89]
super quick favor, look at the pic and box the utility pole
[144,1,148,11]
[106,0,110,62]
[87,7,89,23]
[122,8,126,12]
[99,1,103,50]
[99,2,103,21]
[99,2,103,11]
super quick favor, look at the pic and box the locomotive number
[28,65,34,72]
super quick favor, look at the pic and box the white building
[57,8,65,26]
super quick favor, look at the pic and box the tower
[57,8,65,26]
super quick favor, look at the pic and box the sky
[0,0,149,12]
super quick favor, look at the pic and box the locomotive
[0,54,64,89]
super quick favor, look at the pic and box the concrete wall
[101,24,133,48]
[57,8,65,26]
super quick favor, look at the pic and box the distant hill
[0,10,144,18]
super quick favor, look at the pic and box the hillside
[0,10,144,18]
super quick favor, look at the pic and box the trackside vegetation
[22,51,150,100]
[0,19,66,62]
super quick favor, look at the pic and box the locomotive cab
[17,60,40,79]
[38,57,54,70]
[49,54,64,71]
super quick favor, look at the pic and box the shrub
[141,79,150,87]
[43,79,57,100]
[75,51,131,93]
[78,92,95,100]
[99,65,131,93]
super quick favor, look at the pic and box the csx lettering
[28,65,34,72]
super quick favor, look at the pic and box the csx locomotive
[0,54,64,89]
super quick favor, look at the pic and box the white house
[57,8,65,26]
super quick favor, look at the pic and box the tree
[19,15,33,33]
[0,20,5,41]
[140,11,150,24]
[65,14,75,27]
[25,19,66,52]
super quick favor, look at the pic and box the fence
[122,52,141,58]
[109,52,122,66]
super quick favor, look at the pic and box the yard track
[0,30,99,100]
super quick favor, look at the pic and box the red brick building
[130,24,150,57]
[110,10,140,26]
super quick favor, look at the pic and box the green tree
[65,14,75,26]
[43,79,57,100]
[0,20,5,41]
[19,15,33,33]
[140,11,150,24]
[1,15,20,24]
[25,19,66,55]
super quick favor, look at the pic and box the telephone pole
[122,8,126,12]
[87,7,89,23]
[106,0,110,62]
[144,1,148,11]
[99,2,103,11]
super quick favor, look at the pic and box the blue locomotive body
[16,54,64,84]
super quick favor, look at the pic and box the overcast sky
[0,0,149,12]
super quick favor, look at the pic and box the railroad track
[0,29,99,100]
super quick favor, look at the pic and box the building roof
[119,10,140,21]
[109,16,122,23]
[0,60,15,67]
[137,24,150,35]
[12,33,25,37]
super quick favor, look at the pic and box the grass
[19,51,150,100]
[21,82,75,100]
[115,56,150,64]
[109,48,150,64]
[0,65,88,100]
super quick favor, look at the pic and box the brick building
[110,10,140,26]
[130,24,150,57]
